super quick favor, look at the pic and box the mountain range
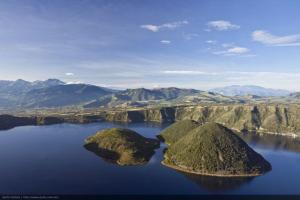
[0,79,65,95]
[0,79,296,109]
[210,85,290,97]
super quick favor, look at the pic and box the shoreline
[223,126,300,139]
[161,161,264,177]
[0,113,300,139]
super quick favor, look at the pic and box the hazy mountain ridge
[289,92,300,98]
[0,79,66,107]
[0,79,206,108]
[115,87,201,101]
[210,85,290,97]
[0,79,65,95]
[83,87,204,108]
[0,79,298,109]
[22,84,113,108]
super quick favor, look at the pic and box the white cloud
[213,46,250,56]
[66,81,83,84]
[140,25,159,32]
[227,47,249,54]
[162,21,189,29]
[206,40,217,44]
[222,43,235,48]
[162,70,218,75]
[65,72,74,76]
[141,20,188,32]
[207,20,240,31]
[183,33,199,40]
[275,43,300,47]
[160,40,171,44]
[252,30,300,46]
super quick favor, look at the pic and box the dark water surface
[0,122,300,195]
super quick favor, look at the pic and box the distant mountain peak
[33,78,65,84]
[15,79,28,82]
[210,85,290,97]
[13,79,30,85]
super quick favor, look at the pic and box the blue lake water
[0,122,300,195]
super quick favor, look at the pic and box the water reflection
[84,143,121,165]
[180,171,254,192]
[84,142,158,166]
[237,131,300,153]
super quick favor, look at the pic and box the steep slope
[153,87,200,100]
[31,79,65,89]
[175,105,295,134]
[0,79,66,108]
[113,88,165,101]
[0,115,36,130]
[103,104,300,136]
[159,120,200,144]
[174,91,241,104]
[0,79,65,95]
[22,84,112,108]
[163,122,271,176]
[113,87,201,102]
[0,79,33,96]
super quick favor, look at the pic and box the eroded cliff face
[104,105,300,136]
[36,116,64,125]
[1,104,300,136]
[174,105,297,134]
[0,115,36,130]
[105,107,175,123]
[174,105,297,135]
[0,114,105,130]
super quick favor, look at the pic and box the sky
[1,0,300,90]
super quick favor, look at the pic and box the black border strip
[1,195,300,200]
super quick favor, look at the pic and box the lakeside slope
[1,104,300,137]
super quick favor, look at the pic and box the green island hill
[158,119,201,144]
[84,128,160,166]
[162,122,271,177]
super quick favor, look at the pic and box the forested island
[160,121,271,176]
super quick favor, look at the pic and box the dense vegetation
[84,128,160,165]
[159,120,201,144]
[162,122,271,176]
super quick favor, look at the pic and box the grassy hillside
[159,120,200,144]
[163,122,271,176]
[84,128,160,165]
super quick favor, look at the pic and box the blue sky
[1,0,300,90]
